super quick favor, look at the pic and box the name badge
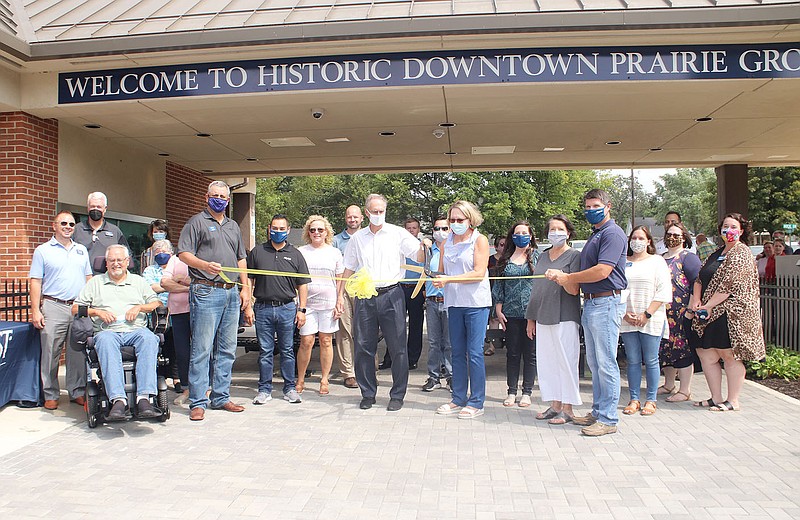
[283,256,292,261]
[718,255,726,261]
[104,231,114,237]
[625,261,633,267]
[209,225,217,232]
[77,249,84,255]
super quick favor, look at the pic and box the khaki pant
[334,295,355,378]
[40,299,86,401]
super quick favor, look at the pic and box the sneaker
[581,422,617,437]
[446,377,452,391]
[422,377,442,392]
[284,389,302,403]
[572,412,597,426]
[253,392,272,405]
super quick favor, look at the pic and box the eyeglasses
[309,228,325,233]
[59,221,76,227]
[433,226,449,231]
[107,258,128,264]
[449,218,466,224]
[209,194,229,201]
[665,232,683,238]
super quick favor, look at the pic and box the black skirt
[687,314,732,350]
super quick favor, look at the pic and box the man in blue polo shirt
[421,216,452,392]
[546,188,627,437]
[30,210,93,410]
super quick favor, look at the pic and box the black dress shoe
[107,400,128,421]
[387,398,404,411]
[408,362,418,370]
[137,399,160,419]
[359,397,376,410]
[378,362,392,370]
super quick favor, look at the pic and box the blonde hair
[302,215,334,245]
[448,200,483,228]
[151,239,173,254]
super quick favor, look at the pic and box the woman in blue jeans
[432,200,492,419]
[620,226,672,416]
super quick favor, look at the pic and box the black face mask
[88,209,103,221]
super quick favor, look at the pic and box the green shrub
[749,345,800,381]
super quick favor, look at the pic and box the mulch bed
[753,378,800,401]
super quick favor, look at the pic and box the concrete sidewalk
[1,341,799,520]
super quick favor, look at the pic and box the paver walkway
[1,339,799,520]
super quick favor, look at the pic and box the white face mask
[368,210,385,227]
[433,230,449,243]
[548,231,568,247]
[630,239,648,254]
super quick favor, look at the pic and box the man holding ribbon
[336,194,428,412]
[177,180,251,422]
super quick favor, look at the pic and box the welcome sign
[58,43,800,104]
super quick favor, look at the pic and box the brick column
[0,112,58,279]
[165,161,209,241]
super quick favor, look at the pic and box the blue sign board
[58,43,800,104]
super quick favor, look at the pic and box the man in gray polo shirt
[30,210,92,410]
[73,191,129,274]
[177,180,251,422]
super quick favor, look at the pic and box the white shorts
[299,308,339,336]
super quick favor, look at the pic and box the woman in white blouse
[620,226,672,417]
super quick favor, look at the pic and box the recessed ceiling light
[649,147,663,152]
[196,133,212,137]
[201,169,213,173]
[261,137,315,147]
[444,151,458,156]
[605,140,621,146]
[543,147,565,152]
[245,157,257,162]
[695,117,713,122]
[379,131,395,136]
[84,124,102,129]
[325,137,350,143]
[472,146,516,155]
[768,154,790,159]
[439,122,456,128]
[157,152,170,157]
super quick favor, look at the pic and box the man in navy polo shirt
[546,188,627,437]
[30,210,93,410]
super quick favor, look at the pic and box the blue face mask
[270,230,288,244]
[152,232,167,241]
[584,206,606,225]
[512,234,531,248]
[208,196,228,213]
[450,222,469,235]
[154,253,171,266]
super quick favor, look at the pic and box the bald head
[345,205,363,232]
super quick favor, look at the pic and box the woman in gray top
[526,215,582,425]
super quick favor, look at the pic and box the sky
[607,168,677,193]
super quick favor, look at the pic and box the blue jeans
[622,331,662,402]
[188,284,241,409]
[94,328,159,403]
[581,294,626,426]
[425,299,452,380]
[448,306,489,409]
[254,301,297,394]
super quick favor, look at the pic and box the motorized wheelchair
[75,304,171,428]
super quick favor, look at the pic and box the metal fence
[760,275,800,352]
[1,279,30,322]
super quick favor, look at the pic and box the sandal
[641,401,657,416]
[503,394,516,407]
[436,402,462,415]
[623,400,641,415]
[296,381,305,394]
[665,391,691,403]
[709,400,740,412]
[319,381,329,396]
[693,398,716,408]
[657,385,676,395]
[458,406,484,419]
[483,344,495,356]
[536,407,559,420]
[518,395,532,408]
[548,411,574,425]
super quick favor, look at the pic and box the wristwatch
[644,311,652,319]
[298,308,307,313]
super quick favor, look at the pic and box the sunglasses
[309,228,325,233]
[449,218,466,223]
[665,232,683,238]
[59,221,76,227]
[433,226,449,231]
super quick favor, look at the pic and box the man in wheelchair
[72,244,163,421]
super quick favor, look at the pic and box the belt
[257,299,293,307]
[584,290,621,300]
[427,296,444,303]
[42,295,74,306]
[375,283,399,294]
[192,278,236,289]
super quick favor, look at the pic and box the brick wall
[165,161,208,242]
[0,112,58,280]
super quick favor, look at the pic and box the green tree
[601,171,658,233]
[748,167,800,234]
[653,168,717,235]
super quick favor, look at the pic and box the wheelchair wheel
[86,394,99,429]
[156,389,170,422]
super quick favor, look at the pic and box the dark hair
[583,188,611,205]
[664,221,693,250]
[545,214,575,240]
[774,238,786,247]
[271,213,289,226]
[148,219,170,241]
[627,225,656,256]
[494,234,506,248]
[404,217,420,227]
[434,215,448,223]
[497,220,537,275]
[54,210,75,221]
[664,211,682,222]
[717,213,752,245]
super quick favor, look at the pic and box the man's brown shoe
[214,401,245,412]
[343,377,358,388]
[43,400,58,410]
[581,422,617,437]
[71,396,86,407]
[189,407,205,421]
[572,412,597,426]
